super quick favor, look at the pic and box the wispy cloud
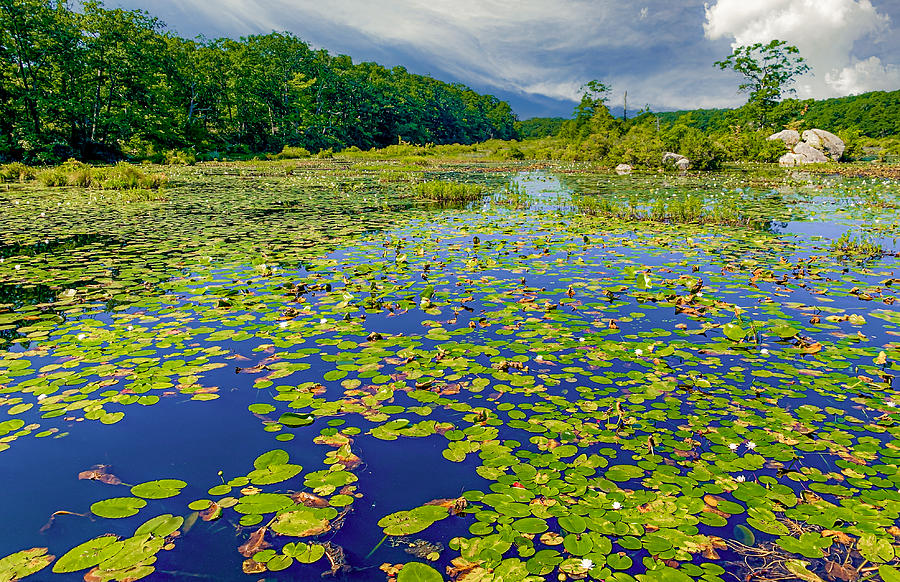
[113,0,900,115]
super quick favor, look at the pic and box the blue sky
[114,0,900,118]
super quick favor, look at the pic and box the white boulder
[801,129,845,161]
[615,163,633,175]
[662,152,690,170]
[779,153,806,167]
[794,142,829,164]
[767,129,801,148]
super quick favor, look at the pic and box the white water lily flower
[579,558,594,570]
[745,441,757,450]
[886,400,897,408]
[127,325,134,331]
[37,394,47,402]
[760,348,769,356]
[635,349,643,356]
[320,318,327,324]
[77,333,87,340]
[728,443,738,451]
[278,321,288,329]
[611,501,622,510]
[735,475,746,482]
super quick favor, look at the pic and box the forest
[0,1,518,163]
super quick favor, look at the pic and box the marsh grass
[414,180,485,202]
[575,194,757,227]
[378,170,416,183]
[830,232,884,259]
[494,182,530,208]
[37,160,167,190]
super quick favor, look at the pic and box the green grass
[36,160,167,190]
[413,180,485,202]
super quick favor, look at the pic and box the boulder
[662,152,690,170]
[779,153,806,167]
[615,163,633,175]
[794,142,829,164]
[801,129,844,161]
[767,129,801,148]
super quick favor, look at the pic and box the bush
[273,145,311,160]
[605,125,667,168]
[836,128,863,161]
[316,148,334,159]
[164,149,197,165]
[0,162,36,183]
[715,130,784,163]
[674,127,723,170]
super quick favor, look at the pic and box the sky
[112,0,900,119]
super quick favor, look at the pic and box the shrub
[164,149,197,165]
[274,146,311,160]
[0,162,36,183]
[605,125,667,168]
[316,148,334,159]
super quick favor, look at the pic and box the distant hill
[655,90,900,138]
[517,90,900,139]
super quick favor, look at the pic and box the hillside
[656,90,900,138]
[0,2,517,163]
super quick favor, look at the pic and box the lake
[1,160,900,582]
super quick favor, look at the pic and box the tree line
[0,0,518,163]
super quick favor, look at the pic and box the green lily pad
[253,449,290,468]
[283,542,326,563]
[53,536,121,573]
[134,514,184,538]
[271,507,337,537]
[279,412,315,427]
[91,497,147,519]
[378,505,450,536]
[0,547,55,581]
[234,493,294,515]
[130,479,187,500]
[248,463,303,485]
[398,562,444,582]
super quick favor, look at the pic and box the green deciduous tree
[715,40,810,111]
[574,80,611,124]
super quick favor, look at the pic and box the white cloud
[704,0,898,98]
[145,0,699,105]
[826,56,900,94]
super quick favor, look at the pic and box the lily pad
[378,505,449,536]
[130,479,187,500]
[0,548,55,581]
[398,562,444,582]
[271,507,336,537]
[91,497,147,519]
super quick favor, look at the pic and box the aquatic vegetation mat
[2,164,900,581]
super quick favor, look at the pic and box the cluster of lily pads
[2,163,900,581]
